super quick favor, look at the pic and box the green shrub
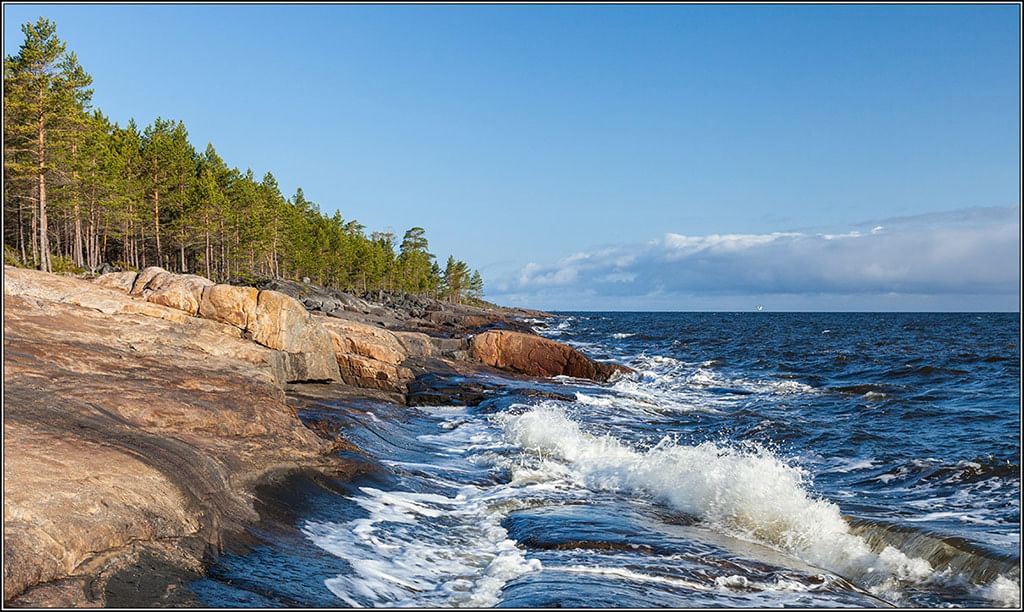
[4,245,27,268]
[51,255,86,275]
[111,260,138,272]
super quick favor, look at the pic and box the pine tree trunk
[219,218,227,280]
[140,210,147,269]
[124,205,131,267]
[123,214,131,268]
[37,116,51,273]
[205,229,211,279]
[153,188,162,268]
[73,203,84,267]
[18,196,27,262]
[30,201,38,268]
[72,142,84,267]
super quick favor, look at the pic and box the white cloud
[489,207,1020,311]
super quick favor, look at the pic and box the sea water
[193,312,1021,608]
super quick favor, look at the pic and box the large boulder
[94,271,138,293]
[5,267,189,325]
[248,290,341,383]
[393,331,435,359]
[197,284,259,330]
[334,353,413,393]
[89,269,340,384]
[321,318,406,365]
[145,274,214,316]
[469,330,632,382]
[320,318,414,393]
[128,266,170,296]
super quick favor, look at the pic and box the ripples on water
[193,312,1021,608]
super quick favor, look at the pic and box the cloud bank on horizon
[489,207,1020,312]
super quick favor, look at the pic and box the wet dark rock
[406,373,493,407]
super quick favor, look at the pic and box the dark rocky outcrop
[246,277,538,337]
[91,262,122,275]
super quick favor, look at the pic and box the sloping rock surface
[2,268,345,606]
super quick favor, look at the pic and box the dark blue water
[194,312,1021,608]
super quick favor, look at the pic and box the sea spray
[303,486,540,607]
[497,403,934,600]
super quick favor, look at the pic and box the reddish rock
[469,330,632,382]
[320,318,413,393]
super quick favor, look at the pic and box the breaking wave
[496,404,1019,605]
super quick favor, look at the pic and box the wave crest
[496,404,1019,604]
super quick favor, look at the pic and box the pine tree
[4,17,93,271]
[443,256,471,304]
[397,226,436,292]
[468,270,484,300]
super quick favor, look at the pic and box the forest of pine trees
[3,18,484,304]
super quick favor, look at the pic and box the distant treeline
[3,18,483,302]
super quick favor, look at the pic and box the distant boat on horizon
[755,304,764,311]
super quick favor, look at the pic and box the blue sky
[4,4,1020,310]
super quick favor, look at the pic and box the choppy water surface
[194,313,1021,607]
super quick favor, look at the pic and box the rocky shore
[2,266,630,607]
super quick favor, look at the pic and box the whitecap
[497,404,934,602]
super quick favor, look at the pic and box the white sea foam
[827,457,880,474]
[555,566,836,596]
[496,404,935,601]
[688,367,817,395]
[975,575,1022,608]
[574,392,617,408]
[611,332,636,339]
[555,564,709,591]
[536,319,574,337]
[303,486,541,607]
[714,574,828,593]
